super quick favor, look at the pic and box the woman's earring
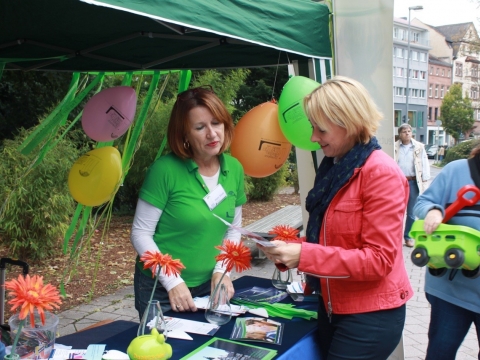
[183,141,190,150]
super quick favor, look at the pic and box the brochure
[179,337,277,360]
[230,317,284,345]
[234,286,288,304]
[212,214,275,247]
[164,316,220,336]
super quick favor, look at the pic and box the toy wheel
[462,267,480,279]
[444,248,465,268]
[428,267,447,277]
[411,248,429,267]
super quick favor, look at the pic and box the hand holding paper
[212,214,276,247]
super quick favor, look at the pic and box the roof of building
[429,54,452,67]
[434,22,473,42]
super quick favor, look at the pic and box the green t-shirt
[137,153,246,287]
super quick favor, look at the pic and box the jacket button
[400,292,406,299]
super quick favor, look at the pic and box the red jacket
[298,150,413,315]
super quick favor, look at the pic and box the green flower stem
[140,268,161,336]
[11,318,25,357]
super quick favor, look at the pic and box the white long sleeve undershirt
[130,171,242,292]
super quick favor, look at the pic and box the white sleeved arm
[213,206,243,276]
[130,198,184,292]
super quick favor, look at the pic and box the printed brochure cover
[230,317,284,345]
[180,337,277,360]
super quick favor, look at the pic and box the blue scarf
[305,137,381,291]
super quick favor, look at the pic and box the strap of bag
[468,157,480,189]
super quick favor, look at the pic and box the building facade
[393,18,430,143]
[427,55,453,145]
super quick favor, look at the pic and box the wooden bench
[243,205,303,259]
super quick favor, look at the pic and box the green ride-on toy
[409,220,480,279]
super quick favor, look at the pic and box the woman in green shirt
[131,86,246,318]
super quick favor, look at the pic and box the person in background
[394,123,430,247]
[413,143,480,360]
[130,86,246,317]
[259,76,413,360]
[438,146,445,162]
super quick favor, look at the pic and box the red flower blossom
[5,274,62,327]
[269,225,300,241]
[141,250,185,278]
[215,240,252,273]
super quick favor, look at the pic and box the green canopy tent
[1,0,331,72]
[0,0,333,264]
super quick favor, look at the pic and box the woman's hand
[423,209,443,234]
[211,272,235,299]
[257,241,301,269]
[168,283,197,312]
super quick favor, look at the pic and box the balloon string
[271,51,281,102]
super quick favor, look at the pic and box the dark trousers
[404,179,419,240]
[133,265,210,320]
[426,293,480,360]
[317,299,405,360]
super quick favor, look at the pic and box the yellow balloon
[68,147,122,206]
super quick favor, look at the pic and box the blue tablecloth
[57,276,320,359]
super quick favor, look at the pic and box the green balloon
[278,76,321,151]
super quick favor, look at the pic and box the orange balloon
[231,102,292,178]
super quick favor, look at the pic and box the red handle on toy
[443,185,480,223]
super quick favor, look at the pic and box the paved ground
[55,162,479,359]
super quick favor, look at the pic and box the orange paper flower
[215,240,252,273]
[269,225,300,241]
[5,274,62,327]
[141,250,185,278]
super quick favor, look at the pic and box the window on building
[420,52,427,62]
[396,67,404,77]
[420,71,426,80]
[471,87,479,99]
[395,47,403,58]
[436,67,439,75]
[417,111,424,127]
[430,66,433,75]
[420,90,426,98]
[448,69,451,77]
[435,85,439,98]
[472,65,478,79]
[428,107,432,120]
[393,28,398,38]
[455,62,463,76]
[412,32,419,43]
[408,111,417,127]
[394,110,402,127]
[442,69,445,76]
[429,84,432,97]
[412,70,419,79]
[412,51,418,61]
[395,87,404,96]
[434,107,438,120]
[441,86,445,98]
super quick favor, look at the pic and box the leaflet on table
[193,296,249,315]
[49,344,106,359]
[165,316,219,336]
[233,286,288,304]
[230,317,284,345]
[212,214,275,247]
[179,337,277,360]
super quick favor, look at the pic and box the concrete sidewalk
[55,245,478,359]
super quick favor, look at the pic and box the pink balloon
[82,86,137,142]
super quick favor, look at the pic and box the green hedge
[444,139,480,164]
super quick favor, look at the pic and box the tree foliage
[0,71,72,142]
[440,83,475,142]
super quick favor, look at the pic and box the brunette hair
[304,76,383,144]
[167,86,234,159]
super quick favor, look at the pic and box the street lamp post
[405,5,423,126]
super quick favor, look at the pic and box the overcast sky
[394,0,479,29]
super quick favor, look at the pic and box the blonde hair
[303,76,383,144]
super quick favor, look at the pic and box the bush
[246,162,289,201]
[443,139,480,165]
[0,128,85,260]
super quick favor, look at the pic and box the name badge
[203,184,227,211]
